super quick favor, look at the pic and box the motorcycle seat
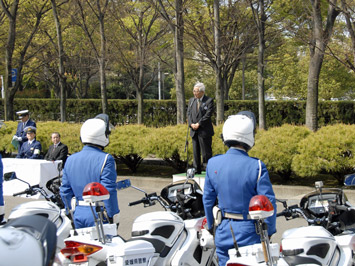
[127,237,166,255]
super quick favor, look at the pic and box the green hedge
[249,125,311,180]
[1,99,354,127]
[291,124,355,184]
[1,121,354,185]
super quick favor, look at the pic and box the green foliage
[0,121,82,157]
[264,101,306,126]
[229,69,258,100]
[149,124,191,172]
[1,99,354,128]
[35,122,82,155]
[319,55,355,100]
[292,124,355,184]
[249,125,311,179]
[0,121,19,155]
[1,121,355,184]
[318,101,355,125]
[107,125,153,158]
[211,124,226,156]
[266,40,308,100]
[107,125,154,172]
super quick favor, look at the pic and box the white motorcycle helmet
[222,111,256,151]
[80,114,111,148]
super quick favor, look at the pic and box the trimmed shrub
[292,124,355,184]
[149,124,191,172]
[0,121,18,156]
[107,125,154,173]
[1,99,354,127]
[211,124,226,156]
[1,120,354,185]
[249,125,311,179]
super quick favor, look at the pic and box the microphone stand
[185,98,195,172]
[184,122,189,172]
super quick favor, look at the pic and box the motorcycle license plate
[69,263,88,266]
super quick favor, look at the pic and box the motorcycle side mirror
[344,173,355,186]
[315,181,323,189]
[3,171,16,181]
[116,179,131,190]
[186,168,195,179]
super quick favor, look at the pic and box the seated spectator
[16,126,42,159]
[44,132,68,166]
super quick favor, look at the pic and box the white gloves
[0,205,5,225]
[12,136,22,141]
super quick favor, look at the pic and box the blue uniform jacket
[15,119,36,149]
[203,148,277,266]
[60,145,120,229]
[16,139,42,159]
[0,154,4,207]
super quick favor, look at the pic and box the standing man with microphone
[187,82,214,174]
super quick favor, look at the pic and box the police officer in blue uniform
[12,110,37,151]
[203,111,277,266]
[60,114,120,229]
[16,126,42,159]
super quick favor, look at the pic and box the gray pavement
[4,176,355,245]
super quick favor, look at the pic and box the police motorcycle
[0,214,58,266]
[59,168,218,266]
[226,174,355,266]
[3,171,72,253]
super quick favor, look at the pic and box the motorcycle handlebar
[13,188,31,197]
[277,205,328,225]
[13,186,49,198]
[335,205,349,212]
[128,194,171,210]
[129,198,146,206]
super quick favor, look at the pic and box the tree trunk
[306,53,322,131]
[242,54,246,100]
[137,85,144,124]
[51,0,67,122]
[99,3,108,114]
[306,0,339,131]
[2,0,46,121]
[77,0,109,113]
[256,0,266,130]
[156,0,185,124]
[341,0,355,71]
[1,0,19,121]
[214,0,224,125]
[174,0,185,124]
